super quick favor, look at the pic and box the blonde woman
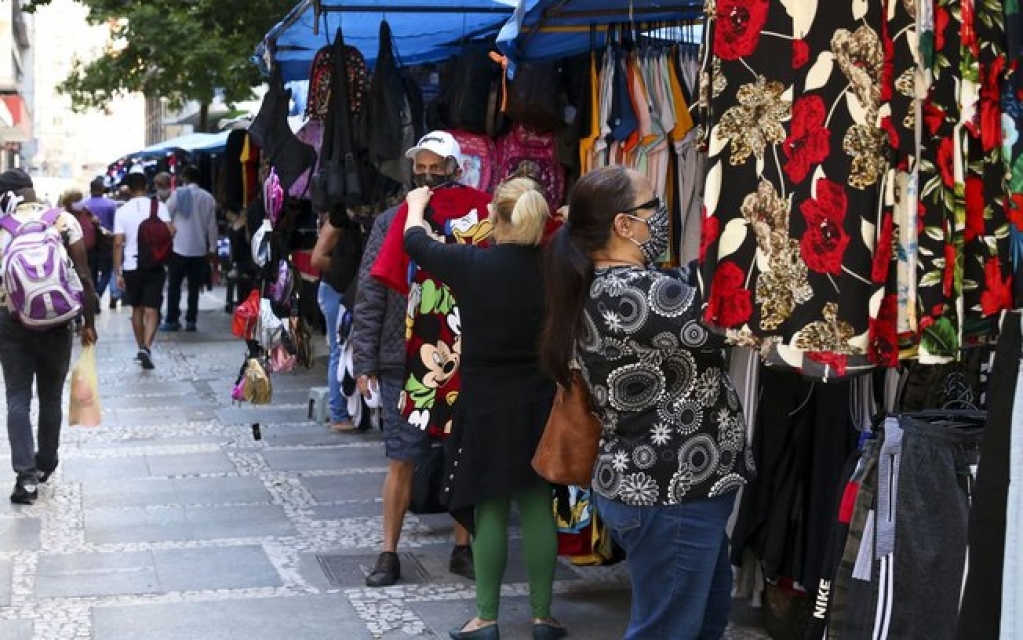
[403,178,565,640]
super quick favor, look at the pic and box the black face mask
[412,173,455,189]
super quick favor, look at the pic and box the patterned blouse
[579,265,754,507]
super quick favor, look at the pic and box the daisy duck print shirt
[578,265,754,507]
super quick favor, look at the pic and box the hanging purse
[531,370,602,486]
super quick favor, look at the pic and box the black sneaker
[449,545,475,580]
[10,478,38,505]
[365,552,401,587]
[139,349,154,370]
[185,323,197,332]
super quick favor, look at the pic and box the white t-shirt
[114,196,172,272]
[0,203,85,304]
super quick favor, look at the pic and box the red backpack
[495,123,566,211]
[137,198,172,269]
[449,129,497,193]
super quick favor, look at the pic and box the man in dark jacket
[352,207,472,587]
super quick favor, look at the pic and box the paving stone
[145,451,237,477]
[62,456,152,482]
[301,472,388,503]
[261,447,372,473]
[153,545,282,591]
[85,506,189,545]
[307,501,383,520]
[35,551,159,598]
[92,595,370,640]
[0,515,41,551]
[0,619,32,640]
[184,504,296,540]
[83,476,270,509]
[0,557,11,606]
[215,406,311,426]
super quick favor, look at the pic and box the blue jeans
[317,281,350,423]
[0,310,73,481]
[594,492,736,640]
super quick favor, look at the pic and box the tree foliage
[24,0,293,112]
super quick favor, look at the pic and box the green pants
[473,483,558,620]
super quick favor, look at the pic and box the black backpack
[428,46,502,135]
[137,198,172,269]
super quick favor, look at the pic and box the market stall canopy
[497,0,703,63]
[140,131,231,155]
[258,0,516,83]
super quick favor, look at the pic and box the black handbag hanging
[248,66,316,192]
[313,27,363,212]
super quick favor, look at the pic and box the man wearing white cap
[361,131,493,587]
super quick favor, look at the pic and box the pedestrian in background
[82,177,121,309]
[0,169,97,504]
[59,188,101,315]
[403,177,563,640]
[114,172,173,370]
[160,165,217,333]
[311,206,361,432]
[153,172,173,202]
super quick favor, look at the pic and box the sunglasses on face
[622,197,662,215]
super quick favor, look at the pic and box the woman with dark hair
[403,177,565,640]
[540,165,753,640]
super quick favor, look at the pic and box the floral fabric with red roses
[697,0,1015,380]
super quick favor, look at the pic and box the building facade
[27,0,144,183]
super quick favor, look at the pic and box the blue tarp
[258,0,515,83]
[497,0,702,63]
[140,131,231,155]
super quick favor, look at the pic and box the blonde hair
[59,189,83,211]
[490,177,549,246]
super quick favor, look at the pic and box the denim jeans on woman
[317,280,351,424]
[0,310,73,482]
[594,491,736,640]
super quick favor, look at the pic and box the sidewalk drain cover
[316,553,431,587]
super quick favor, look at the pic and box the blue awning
[497,0,703,64]
[257,0,516,83]
[140,131,231,155]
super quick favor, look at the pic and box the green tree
[24,0,294,130]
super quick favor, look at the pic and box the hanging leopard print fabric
[699,0,891,380]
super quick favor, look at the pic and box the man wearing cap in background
[0,169,97,504]
[362,131,492,586]
[82,177,121,309]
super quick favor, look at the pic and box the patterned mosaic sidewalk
[0,292,770,639]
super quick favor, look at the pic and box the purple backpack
[0,209,83,329]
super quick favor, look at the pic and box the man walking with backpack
[0,169,97,504]
[113,172,173,370]
[160,165,218,333]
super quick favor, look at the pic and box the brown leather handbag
[532,371,602,486]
